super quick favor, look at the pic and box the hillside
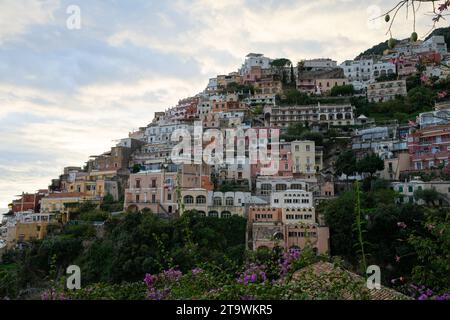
[355,27,450,60]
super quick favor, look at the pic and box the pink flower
[397,222,407,229]
[438,91,447,98]
[420,74,430,84]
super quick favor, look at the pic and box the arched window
[196,195,206,204]
[213,197,222,206]
[184,195,194,204]
[208,211,219,218]
[198,211,206,217]
[221,211,231,218]
[225,197,234,206]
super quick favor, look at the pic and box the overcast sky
[0,0,443,208]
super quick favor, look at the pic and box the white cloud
[0,0,60,44]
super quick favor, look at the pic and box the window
[221,211,231,218]
[408,186,413,193]
[167,193,172,201]
[261,184,272,195]
[196,195,206,204]
[209,211,219,218]
[184,195,194,204]
[398,186,403,193]
[135,194,140,203]
[306,145,310,152]
[151,179,157,188]
[225,197,234,206]
[151,194,156,203]
[213,197,222,206]
[276,184,287,191]
[136,180,141,188]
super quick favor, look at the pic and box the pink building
[251,140,293,178]
[408,124,450,170]
[243,66,263,83]
[248,204,329,254]
[124,164,211,215]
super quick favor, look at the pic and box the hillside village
[2,33,450,252]
[1,32,450,300]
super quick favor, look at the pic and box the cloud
[0,0,60,44]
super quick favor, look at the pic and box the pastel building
[407,124,450,170]
[124,164,213,215]
[367,80,407,103]
[255,176,314,196]
[291,140,322,176]
[248,190,329,254]
[4,211,58,248]
[392,178,450,206]
[265,103,355,128]
[12,190,48,213]
[180,189,267,217]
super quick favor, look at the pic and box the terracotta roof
[292,261,411,300]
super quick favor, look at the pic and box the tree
[330,84,355,96]
[280,123,308,142]
[407,208,450,294]
[277,89,312,105]
[378,1,450,40]
[132,164,141,173]
[299,131,324,146]
[356,154,385,178]
[335,150,357,184]
[413,188,442,206]
[322,191,358,262]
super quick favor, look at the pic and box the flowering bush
[399,283,450,301]
[237,264,267,285]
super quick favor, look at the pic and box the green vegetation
[330,84,355,96]
[351,77,442,123]
[0,210,247,298]
[322,179,450,295]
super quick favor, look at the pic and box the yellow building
[40,192,99,222]
[316,78,348,95]
[65,170,119,200]
[5,212,57,248]
[291,140,322,177]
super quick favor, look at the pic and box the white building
[270,190,314,208]
[145,122,192,144]
[206,78,218,92]
[239,53,272,76]
[340,59,396,90]
[392,178,450,205]
[417,109,450,128]
[244,94,276,106]
[303,58,337,70]
[422,35,448,57]
[255,177,314,196]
